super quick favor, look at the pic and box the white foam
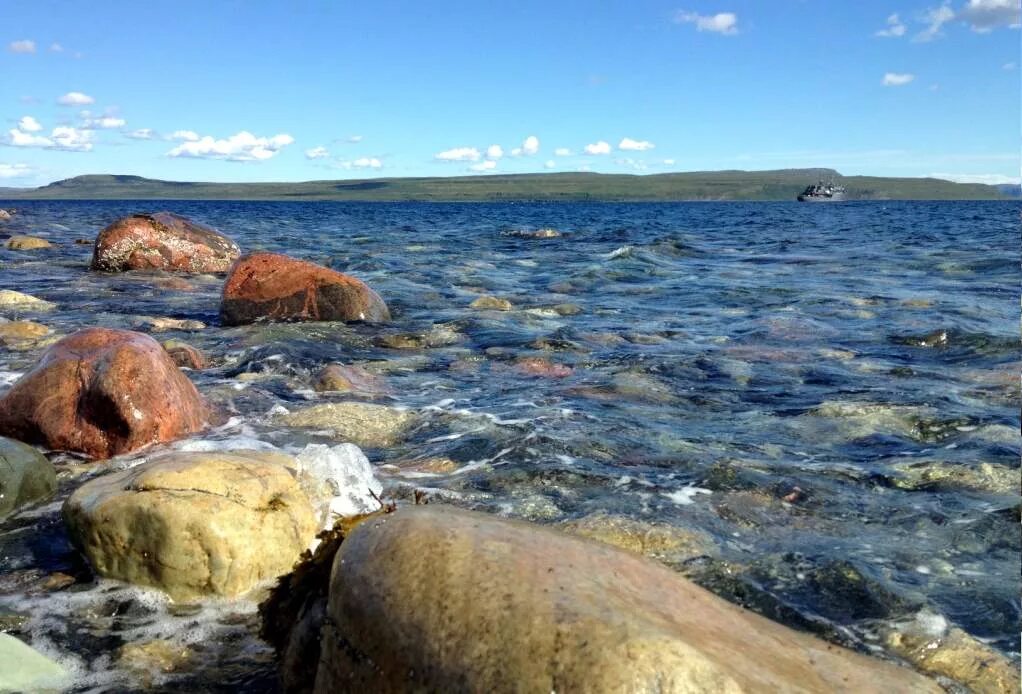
[662,486,713,505]
[295,443,382,527]
[604,245,633,260]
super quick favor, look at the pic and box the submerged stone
[278,402,415,448]
[0,290,54,312]
[5,235,53,250]
[470,295,513,311]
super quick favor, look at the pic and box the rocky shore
[0,209,1017,692]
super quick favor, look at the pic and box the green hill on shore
[0,169,1014,201]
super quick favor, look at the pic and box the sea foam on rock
[267,506,940,693]
[0,328,208,460]
[294,443,382,529]
[91,212,240,273]
[220,252,389,326]
[63,451,318,601]
[0,436,56,519]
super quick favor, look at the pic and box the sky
[1,0,1019,186]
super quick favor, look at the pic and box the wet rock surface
[91,212,240,273]
[221,252,389,326]
[63,451,318,601]
[276,506,939,693]
[0,328,208,459]
[0,436,56,519]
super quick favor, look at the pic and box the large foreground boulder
[292,507,939,693]
[63,451,318,601]
[220,252,389,326]
[0,328,208,459]
[91,212,240,273]
[0,437,56,518]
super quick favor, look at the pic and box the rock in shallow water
[0,436,56,519]
[285,506,939,693]
[220,252,389,326]
[0,328,208,459]
[91,212,240,273]
[63,451,318,601]
[0,634,69,692]
[5,235,53,250]
[278,402,415,448]
[0,290,54,312]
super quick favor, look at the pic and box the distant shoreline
[1,169,1016,202]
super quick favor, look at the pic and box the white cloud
[8,128,52,147]
[82,116,126,130]
[49,42,63,52]
[171,130,200,142]
[8,40,36,54]
[57,91,94,106]
[486,144,504,160]
[351,157,384,169]
[1004,61,1018,69]
[915,3,955,41]
[50,126,94,151]
[167,131,295,161]
[619,137,655,151]
[469,160,496,172]
[435,146,481,162]
[584,140,612,155]
[127,128,156,140]
[882,72,915,86]
[305,146,330,159]
[931,172,1021,184]
[663,158,676,166]
[510,147,522,156]
[674,10,739,35]
[346,135,363,143]
[17,116,43,133]
[545,160,556,169]
[960,0,1021,31]
[554,147,573,156]
[521,135,539,155]
[876,13,907,37]
[0,163,34,179]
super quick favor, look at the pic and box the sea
[0,199,1018,691]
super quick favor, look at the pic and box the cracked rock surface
[63,451,318,601]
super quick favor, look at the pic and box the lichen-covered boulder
[0,328,208,459]
[0,437,56,518]
[63,451,318,601]
[220,252,389,326]
[91,212,240,273]
[305,507,940,693]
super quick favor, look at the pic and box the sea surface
[0,200,1018,691]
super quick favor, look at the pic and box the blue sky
[2,0,1019,186]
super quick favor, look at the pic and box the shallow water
[0,200,1018,690]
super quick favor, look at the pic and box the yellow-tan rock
[5,236,53,250]
[63,451,317,601]
[279,402,415,447]
[310,506,941,693]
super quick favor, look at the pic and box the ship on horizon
[797,181,847,202]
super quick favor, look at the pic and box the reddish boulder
[163,340,208,370]
[91,212,240,273]
[220,252,389,326]
[0,328,208,459]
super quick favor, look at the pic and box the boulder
[0,328,208,459]
[63,451,318,601]
[0,209,12,220]
[0,436,56,518]
[279,402,414,448]
[91,212,240,273]
[220,252,389,326]
[5,235,53,250]
[305,507,939,693]
[469,295,513,311]
[0,320,51,349]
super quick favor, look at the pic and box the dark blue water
[0,200,1018,689]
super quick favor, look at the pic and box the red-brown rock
[91,212,240,273]
[220,252,390,326]
[0,328,208,459]
[163,340,208,370]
